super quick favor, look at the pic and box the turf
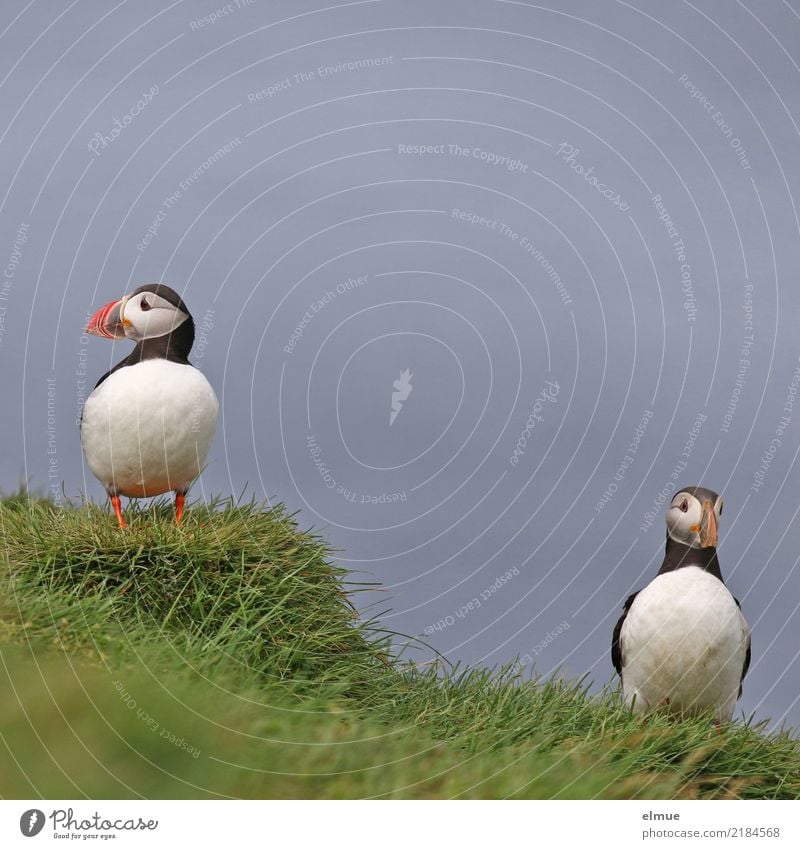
[1,496,798,799]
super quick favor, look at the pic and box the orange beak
[86,298,128,339]
[700,500,718,548]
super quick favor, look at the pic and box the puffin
[611,486,751,722]
[81,283,218,527]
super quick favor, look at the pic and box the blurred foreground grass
[1,496,798,799]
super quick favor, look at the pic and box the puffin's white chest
[81,359,218,498]
[620,566,749,721]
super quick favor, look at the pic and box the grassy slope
[1,497,798,799]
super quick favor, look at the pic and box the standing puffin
[81,284,218,527]
[611,486,751,722]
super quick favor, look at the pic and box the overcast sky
[2,0,800,729]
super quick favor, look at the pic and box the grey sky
[2,0,800,729]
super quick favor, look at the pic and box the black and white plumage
[81,284,218,527]
[612,486,751,722]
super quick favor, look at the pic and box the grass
[1,495,798,799]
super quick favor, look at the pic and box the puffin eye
[140,298,151,312]
[679,499,689,513]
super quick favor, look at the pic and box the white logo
[390,369,413,426]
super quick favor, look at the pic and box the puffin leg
[110,494,127,529]
[174,491,186,525]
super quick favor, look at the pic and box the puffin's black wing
[733,596,752,697]
[94,352,136,390]
[79,361,125,430]
[611,591,639,677]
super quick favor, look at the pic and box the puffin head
[86,284,192,342]
[665,485,723,549]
